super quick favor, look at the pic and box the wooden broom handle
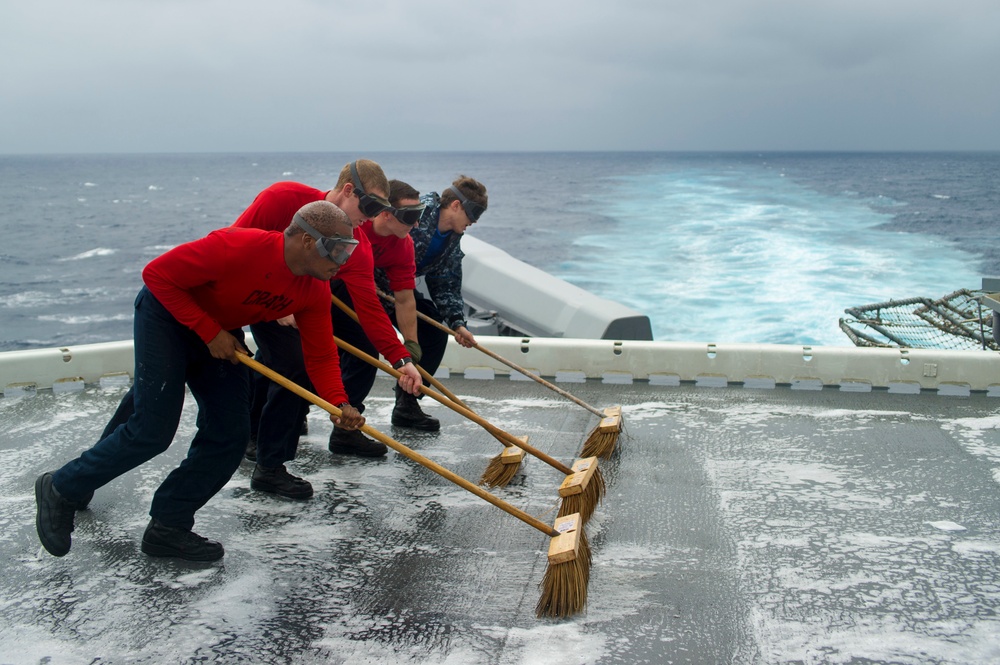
[330,294,470,410]
[236,353,559,538]
[329,294,514,454]
[333,336,575,476]
[376,289,605,418]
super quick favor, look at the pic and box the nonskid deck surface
[2,377,999,664]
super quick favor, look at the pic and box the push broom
[334,335,605,524]
[330,294,526,487]
[377,289,624,458]
[236,352,589,618]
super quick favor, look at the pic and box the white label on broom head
[555,516,577,533]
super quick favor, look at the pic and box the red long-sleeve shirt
[362,219,416,291]
[142,226,349,406]
[233,182,408,365]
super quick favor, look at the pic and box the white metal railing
[3,337,999,397]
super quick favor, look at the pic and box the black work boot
[328,426,387,457]
[74,490,95,511]
[141,518,224,562]
[251,464,314,499]
[34,472,77,557]
[391,385,440,431]
[245,433,257,462]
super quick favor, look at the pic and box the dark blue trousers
[247,281,381,467]
[248,281,384,469]
[53,287,250,530]
[329,280,382,409]
[330,282,450,391]
[246,281,452,464]
[406,295,450,378]
[247,320,315,468]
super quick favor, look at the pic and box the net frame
[839,290,997,351]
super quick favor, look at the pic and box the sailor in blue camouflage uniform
[376,176,488,430]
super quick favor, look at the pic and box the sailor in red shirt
[34,201,363,562]
[336,179,441,431]
[233,160,422,498]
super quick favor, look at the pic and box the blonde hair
[334,159,389,197]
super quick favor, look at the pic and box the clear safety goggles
[293,213,359,266]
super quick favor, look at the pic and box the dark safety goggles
[447,185,487,223]
[388,203,425,226]
[350,161,391,218]
[293,213,359,266]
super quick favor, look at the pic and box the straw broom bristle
[536,529,591,618]
[580,428,618,458]
[479,453,521,488]
[557,466,606,524]
[580,407,623,459]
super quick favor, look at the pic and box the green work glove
[404,340,423,363]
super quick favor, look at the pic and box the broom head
[557,457,605,523]
[580,406,622,458]
[479,437,526,488]
[536,512,589,618]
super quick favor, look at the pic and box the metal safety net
[839,289,998,351]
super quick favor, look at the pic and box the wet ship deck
[3,372,1000,664]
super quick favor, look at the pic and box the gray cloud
[1,0,997,152]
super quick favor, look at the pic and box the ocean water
[1,151,996,351]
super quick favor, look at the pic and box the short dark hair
[285,200,351,238]
[388,179,420,207]
[439,175,487,209]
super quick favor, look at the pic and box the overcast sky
[2,0,998,154]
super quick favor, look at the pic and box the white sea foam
[504,624,608,664]
[557,168,981,345]
[940,413,1000,486]
[36,313,132,325]
[2,291,56,308]
[952,540,1000,556]
[692,396,1000,664]
[613,400,683,422]
[58,247,117,261]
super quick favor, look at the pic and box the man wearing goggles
[34,201,365,562]
[374,176,488,430]
[333,180,438,431]
[348,160,393,220]
[230,160,422,499]
[385,200,425,226]
[292,212,358,272]
[447,183,487,227]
